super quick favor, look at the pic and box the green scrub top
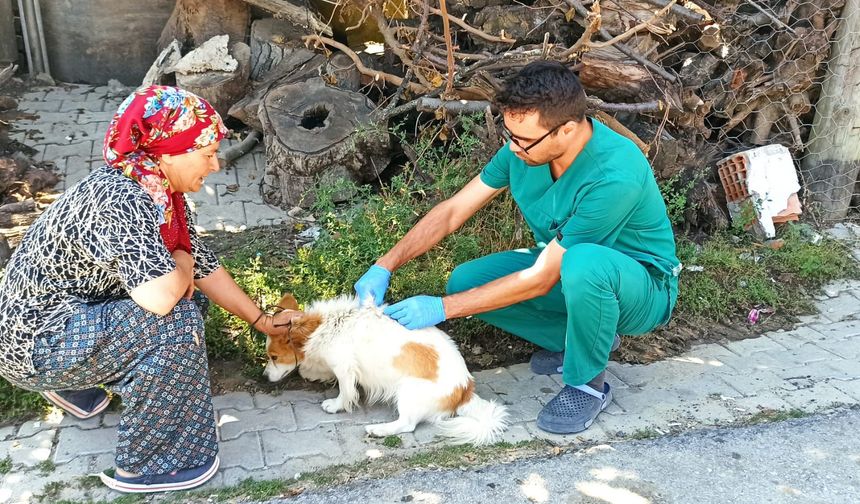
[480,117,680,279]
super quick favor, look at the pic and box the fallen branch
[639,0,705,23]
[590,0,678,49]
[241,0,333,36]
[218,130,262,165]
[439,0,456,97]
[302,35,427,94]
[422,2,516,44]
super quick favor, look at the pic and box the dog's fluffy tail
[435,393,509,445]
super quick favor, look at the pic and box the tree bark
[259,77,390,208]
[802,0,860,220]
[157,0,250,53]
[176,42,251,118]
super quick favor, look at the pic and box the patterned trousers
[11,297,218,475]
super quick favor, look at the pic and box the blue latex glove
[383,295,446,330]
[354,264,391,306]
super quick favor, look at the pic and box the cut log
[802,0,860,220]
[259,77,390,208]
[228,49,325,130]
[241,0,332,36]
[176,42,251,118]
[324,52,362,92]
[249,18,307,81]
[157,0,250,53]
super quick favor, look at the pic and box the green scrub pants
[446,243,678,387]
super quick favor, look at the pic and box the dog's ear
[277,293,300,311]
[290,313,322,342]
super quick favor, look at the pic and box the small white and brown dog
[264,294,508,445]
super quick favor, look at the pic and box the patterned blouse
[0,166,220,381]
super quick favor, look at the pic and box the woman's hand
[171,249,196,299]
[253,309,303,338]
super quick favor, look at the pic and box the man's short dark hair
[494,60,587,128]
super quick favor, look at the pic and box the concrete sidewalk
[2,84,860,503]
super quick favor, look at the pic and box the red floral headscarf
[103,85,228,254]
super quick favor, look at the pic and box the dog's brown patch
[277,293,300,311]
[267,313,322,365]
[440,380,475,414]
[393,342,439,381]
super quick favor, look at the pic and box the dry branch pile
[152,0,846,223]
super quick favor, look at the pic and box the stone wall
[40,0,174,85]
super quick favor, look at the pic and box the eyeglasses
[501,122,565,153]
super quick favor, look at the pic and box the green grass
[675,224,857,321]
[0,456,11,474]
[629,428,662,440]
[0,378,46,426]
[36,459,55,474]
[382,435,403,448]
[745,408,809,425]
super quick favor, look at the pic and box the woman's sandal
[40,389,110,420]
[98,456,220,493]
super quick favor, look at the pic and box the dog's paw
[365,423,391,437]
[321,398,343,414]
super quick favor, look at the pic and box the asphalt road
[264,408,859,504]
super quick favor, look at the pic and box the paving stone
[260,427,344,466]
[0,469,77,504]
[814,295,860,323]
[716,369,796,397]
[245,202,287,227]
[212,391,255,412]
[62,156,93,187]
[253,389,328,410]
[728,392,795,417]
[410,422,438,445]
[21,99,62,113]
[54,427,116,464]
[523,420,609,445]
[75,110,114,124]
[0,425,16,441]
[9,429,55,467]
[822,359,860,381]
[809,319,860,340]
[56,412,103,430]
[772,325,828,347]
[500,396,543,424]
[474,367,518,389]
[711,349,793,375]
[188,182,220,208]
[219,432,265,470]
[292,400,352,431]
[493,371,559,405]
[15,414,64,438]
[780,382,855,410]
[204,166,239,186]
[206,201,247,231]
[218,405,297,440]
[721,335,790,356]
[606,358,718,388]
[102,413,120,428]
[334,424,378,464]
[497,423,533,444]
[829,379,860,401]
[812,338,860,361]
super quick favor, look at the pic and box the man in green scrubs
[354,60,681,434]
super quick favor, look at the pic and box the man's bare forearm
[376,202,457,272]
[442,268,553,319]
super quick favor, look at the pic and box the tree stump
[259,77,390,208]
[176,42,251,118]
